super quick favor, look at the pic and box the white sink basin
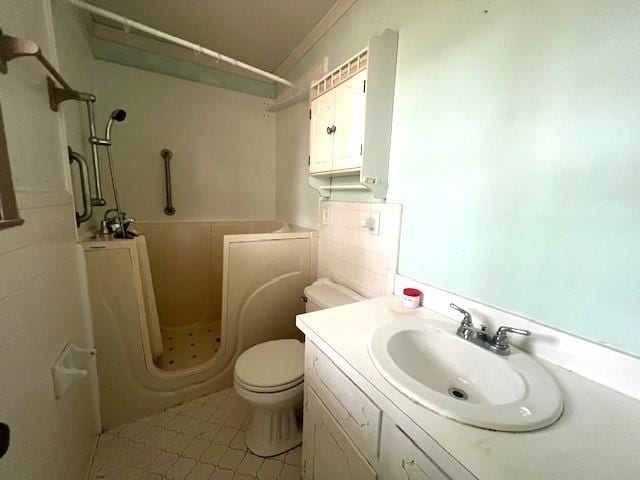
[369,318,563,431]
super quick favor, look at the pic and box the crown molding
[274,0,358,77]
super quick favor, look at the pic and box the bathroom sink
[369,319,563,431]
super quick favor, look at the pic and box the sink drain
[448,387,468,401]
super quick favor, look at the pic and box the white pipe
[66,0,295,89]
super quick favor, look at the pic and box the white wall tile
[317,201,402,297]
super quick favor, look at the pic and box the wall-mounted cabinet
[308,29,398,200]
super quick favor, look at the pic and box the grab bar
[68,147,92,226]
[161,148,175,215]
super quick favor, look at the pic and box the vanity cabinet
[303,387,377,480]
[379,421,451,480]
[303,341,474,480]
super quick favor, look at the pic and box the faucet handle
[450,303,472,325]
[495,326,531,339]
[491,326,531,354]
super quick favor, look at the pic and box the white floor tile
[88,387,303,480]
[166,456,197,480]
[179,402,203,417]
[182,418,206,435]
[182,437,211,460]
[185,462,216,480]
[210,468,234,480]
[218,449,245,470]
[118,422,148,440]
[148,428,177,449]
[116,465,144,480]
[237,452,263,476]
[135,425,163,444]
[117,442,148,464]
[193,403,218,421]
[257,459,283,480]
[284,446,302,466]
[91,459,126,479]
[229,430,246,451]
[213,426,237,446]
[279,463,301,480]
[200,443,228,465]
[167,414,192,432]
[258,458,284,480]
[225,412,247,429]
[198,421,223,440]
[129,446,162,469]
[210,408,233,425]
[166,432,196,455]
[147,451,179,475]
[139,472,163,480]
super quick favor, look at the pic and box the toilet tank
[304,278,364,312]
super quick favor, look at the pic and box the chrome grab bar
[161,148,175,215]
[68,147,92,226]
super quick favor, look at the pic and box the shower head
[111,109,127,122]
[105,108,127,142]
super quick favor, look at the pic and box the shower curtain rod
[66,0,296,89]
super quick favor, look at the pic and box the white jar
[402,288,422,309]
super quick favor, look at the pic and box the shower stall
[83,221,316,429]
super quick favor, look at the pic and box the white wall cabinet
[308,29,398,200]
[302,341,475,480]
[310,70,367,174]
[309,89,335,174]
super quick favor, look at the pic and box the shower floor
[156,322,221,371]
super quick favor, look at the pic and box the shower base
[156,322,221,371]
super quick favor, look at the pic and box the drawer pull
[402,459,431,480]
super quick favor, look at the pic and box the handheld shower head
[105,108,127,141]
[111,109,127,122]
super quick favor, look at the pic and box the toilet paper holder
[51,343,96,399]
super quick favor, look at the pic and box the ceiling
[86,0,341,73]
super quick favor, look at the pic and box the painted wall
[275,102,319,228]
[285,0,640,356]
[0,0,98,478]
[93,61,276,222]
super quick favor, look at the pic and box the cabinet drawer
[380,420,451,480]
[305,342,382,464]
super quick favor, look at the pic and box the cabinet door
[380,420,451,480]
[303,387,377,480]
[332,70,367,171]
[309,90,335,174]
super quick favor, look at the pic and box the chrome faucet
[100,208,135,237]
[449,303,531,355]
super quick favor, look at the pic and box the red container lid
[403,288,422,298]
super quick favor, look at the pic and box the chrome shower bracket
[47,76,95,112]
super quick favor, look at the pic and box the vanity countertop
[296,296,640,480]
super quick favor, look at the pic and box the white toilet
[233,278,364,457]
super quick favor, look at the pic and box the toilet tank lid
[304,278,365,309]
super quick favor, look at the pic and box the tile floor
[157,323,221,371]
[89,387,301,479]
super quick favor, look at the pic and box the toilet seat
[234,339,304,393]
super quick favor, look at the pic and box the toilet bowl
[233,278,364,457]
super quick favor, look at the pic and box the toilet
[233,278,364,457]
